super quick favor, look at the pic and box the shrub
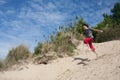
[50,31,76,56]
[0,60,7,71]
[34,31,76,57]
[34,43,43,55]
[95,26,120,42]
[5,44,31,66]
[0,61,3,71]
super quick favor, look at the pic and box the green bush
[34,43,43,55]
[95,26,120,42]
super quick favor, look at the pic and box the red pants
[83,38,95,51]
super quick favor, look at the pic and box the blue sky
[0,0,120,59]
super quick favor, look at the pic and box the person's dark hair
[82,23,89,28]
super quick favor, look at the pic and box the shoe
[91,48,95,52]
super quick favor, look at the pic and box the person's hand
[100,30,103,33]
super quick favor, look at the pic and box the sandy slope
[0,40,120,80]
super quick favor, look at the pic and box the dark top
[84,28,94,38]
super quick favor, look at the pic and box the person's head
[82,23,89,29]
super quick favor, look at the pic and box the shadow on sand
[73,57,90,66]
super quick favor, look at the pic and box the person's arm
[92,28,103,32]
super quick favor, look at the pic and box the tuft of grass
[0,60,3,71]
[51,32,76,55]
[0,60,7,71]
[5,44,31,67]
[34,43,43,55]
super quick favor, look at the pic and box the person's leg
[83,38,91,50]
[83,38,88,44]
[84,38,98,58]
[88,38,95,51]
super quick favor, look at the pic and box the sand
[0,40,120,80]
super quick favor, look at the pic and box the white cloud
[18,1,67,27]
[0,0,6,5]
[98,1,102,6]
[6,10,15,14]
[0,10,3,15]
[32,0,43,3]
[46,2,56,9]
[0,47,9,59]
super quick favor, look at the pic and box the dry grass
[0,44,31,70]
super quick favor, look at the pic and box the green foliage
[95,26,120,42]
[96,2,120,29]
[96,14,113,29]
[34,43,43,55]
[95,2,120,42]
[5,45,30,66]
[111,2,120,25]
[76,18,86,34]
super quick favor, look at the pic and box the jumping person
[82,23,103,52]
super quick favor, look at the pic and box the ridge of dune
[0,40,120,80]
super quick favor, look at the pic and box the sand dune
[0,40,120,80]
